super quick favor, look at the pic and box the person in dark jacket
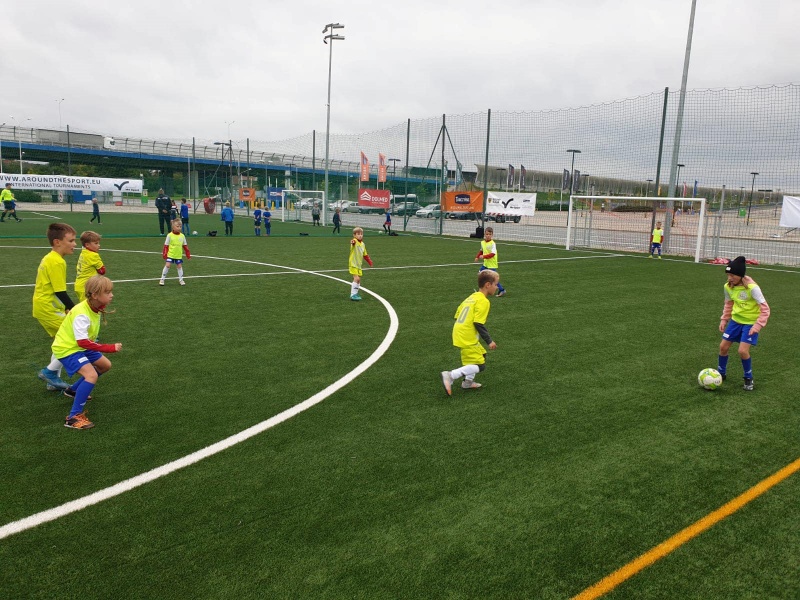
[155,189,172,234]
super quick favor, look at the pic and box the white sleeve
[72,314,92,341]
[164,234,171,245]
[751,286,766,304]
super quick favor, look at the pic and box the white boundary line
[0,252,400,541]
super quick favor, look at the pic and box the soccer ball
[698,368,723,390]
[192,231,198,236]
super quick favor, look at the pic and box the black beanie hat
[725,256,746,277]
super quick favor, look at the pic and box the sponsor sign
[0,174,143,193]
[358,188,391,210]
[442,191,484,213]
[485,192,537,217]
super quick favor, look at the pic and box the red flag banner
[378,153,387,183]
[360,151,370,182]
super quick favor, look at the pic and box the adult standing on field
[155,188,172,235]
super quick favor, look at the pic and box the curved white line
[0,255,399,541]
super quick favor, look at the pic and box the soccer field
[1,212,799,599]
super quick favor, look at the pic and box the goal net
[282,190,327,224]
[566,196,707,262]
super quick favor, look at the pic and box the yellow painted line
[573,457,800,600]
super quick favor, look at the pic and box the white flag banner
[0,174,143,193]
[485,191,537,217]
[779,196,800,228]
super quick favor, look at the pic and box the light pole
[389,158,401,194]
[0,121,4,174]
[56,98,65,129]
[10,115,32,174]
[739,187,745,206]
[225,120,235,140]
[645,178,654,197]
[746,172,758,225]
[566,149,581,195]
[323,22,345,225]
[676,163,685,195]
[582,173,591,195]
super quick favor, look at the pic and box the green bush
[612,204,653,213]
[15,190,43,203]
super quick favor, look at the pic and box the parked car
[358,205,387,214]
[446,211,482,221]
[340,201,359,212]
[392,202,423,216]
[328,200,351,211]
[297,199,315,209]
[415,204,442,218]
[486,213,521,223]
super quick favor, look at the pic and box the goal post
[282,190,326,224]
[566,195,707,262]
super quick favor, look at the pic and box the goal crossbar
[566,196,707,262]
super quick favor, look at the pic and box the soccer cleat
[743,377,754,391]
[38,368,69,390]
[179,280,186,286]
[720,373,727,382]
[64,412,94,430]
[497,290,506,297]
[658,256,662,260]
[441,371,453,396]
[462,380,482,389]
[159,280,165,286]
[648,255,653,259]
[63,388,92,401]
[350,294,361,301]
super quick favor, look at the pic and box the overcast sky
[4,0,799,145]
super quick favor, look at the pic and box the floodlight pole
[323,23,345,226]
[747,172,758,225]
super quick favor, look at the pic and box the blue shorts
[59,350,104,377]
[166,258,183,265]
[479,266,498,273]
[722,320,759,346]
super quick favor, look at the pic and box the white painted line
[0,253,399,541]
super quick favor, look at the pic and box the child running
[75,231,106,302]
[33,223,78,391]
[383,209,392,234]
[718,256,770,391]
[441,270,499,395]
[54,275,122,429]
[348,227,373,301]
[159,219,191,286]
[650,221,664,259]
[475,226,507,296]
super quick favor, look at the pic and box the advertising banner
[779,196,800,228]
[360,151,370,182]
[267,187,285,207]
[0,174,143,193]
[507,165,515,189]
[520,165,527,190]
[358,188,391,210]
[378,153,387,183]
[442,191,484,213]
[239,187,257,202]
[485,192,537,218]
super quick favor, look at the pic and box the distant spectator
[221,201,234,236]
[90,198,101,224]
[155,188,172,234]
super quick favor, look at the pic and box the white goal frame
[566,195,707,262]
[281,189,327,223]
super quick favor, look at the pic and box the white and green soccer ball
[698,368,723,390]
[192,231,198,236]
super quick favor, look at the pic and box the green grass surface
[1,213,799,599]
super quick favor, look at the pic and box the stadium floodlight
[323,22,345,226]
[10,115,32,175]
[747,172,759,226]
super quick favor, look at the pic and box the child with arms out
[441,270,499,395]
[159,219,191,286]
[475,226,507,296]
[348,227,373,301]
[75,231,106,302]
[718,256,770,391]
[34,223,78,391]
[54,275,122,429]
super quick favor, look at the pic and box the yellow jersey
[33,250,68,319]
[349,239,368,271]
[165,232,187,259]
[52,301,101,359]
[75,248,104,301]
[481,240,499,269]
[452,291,491,348]
[652,228,664,243]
